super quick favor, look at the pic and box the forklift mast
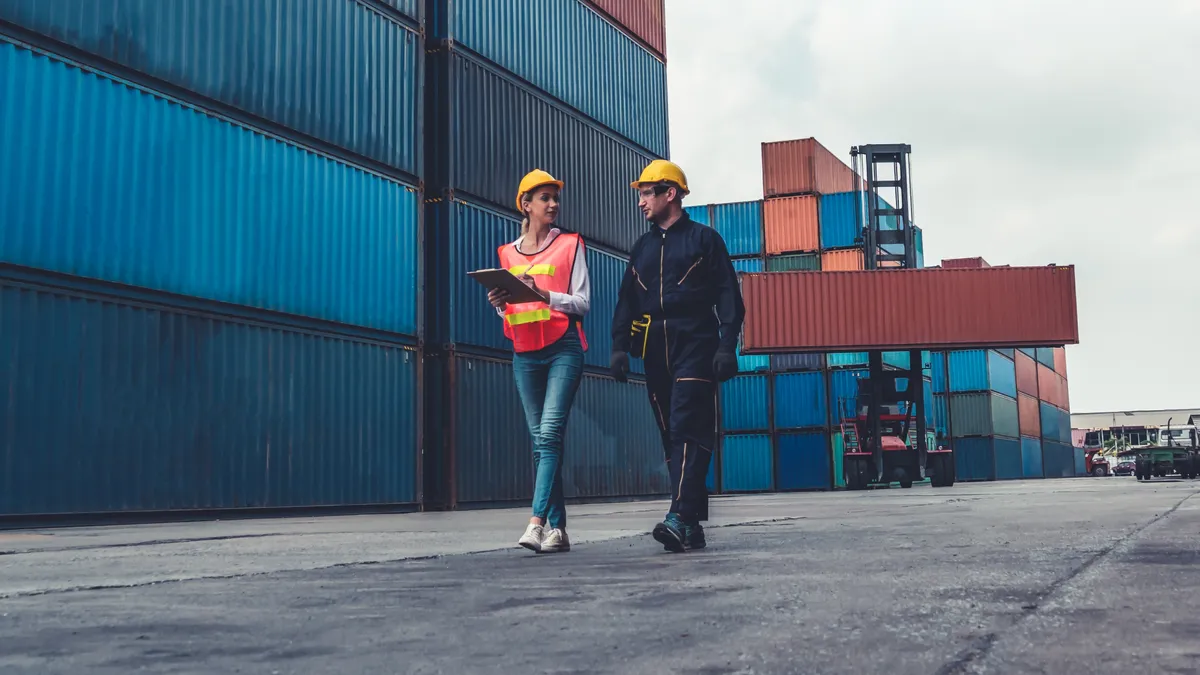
[849,144,929,474]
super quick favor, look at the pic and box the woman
[489,169,590,554]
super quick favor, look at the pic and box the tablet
[467,268,547,305]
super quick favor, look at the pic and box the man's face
[637,183,675,223]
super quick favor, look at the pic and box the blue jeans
[512,326,584,531]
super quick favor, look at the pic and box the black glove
[713,352,738,383]
[610,351,630,383]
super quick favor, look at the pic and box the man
[610,159,746,553]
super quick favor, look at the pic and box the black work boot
[652,513,686,553]
[683,521,706,550]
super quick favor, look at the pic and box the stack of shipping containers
[421,0,672,508]
[691,138,932,494]
[1,0,676,519]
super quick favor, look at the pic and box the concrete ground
[1,478,1198,674]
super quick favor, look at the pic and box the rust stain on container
[820,249,864,271]
[763,196,819,254]
[762,138,859,197]
[1019,394,1042,438]
[1016,351,1039,396]
[740,266,1080,353]
[586,0,666,59]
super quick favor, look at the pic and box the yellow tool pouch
[630,314,652,359]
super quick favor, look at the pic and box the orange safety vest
[498,232,589,354]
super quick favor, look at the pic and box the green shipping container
[948,392,1019,439]
[766,253,821,272]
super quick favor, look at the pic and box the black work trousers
[642,318,718,524]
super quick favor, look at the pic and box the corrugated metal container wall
[992,395,1020,439]
[731,258,764,274]
[1053,347,1068,377]
[1037,365,1067,410]
[739,267,1080,353]
[777,432,830,490]
[582,246,644,372]
[761,138,858,197]
[763,196,820,254]
[948,351,987,392]
[884,351,912,370]
[438,0,668,157]
[774,371,828,429]
[737,352,771,373]
[0,43,421,335]
[1036,348,1056,368]
[953,438,996,482]
[585,0,667,58]
[1059,409,1072,444]
[766,254,821,272]
[376,0,423,22]
[720,375,769,431]
[0,276,420,516]
[933,395,949,438]
[1022,437,1044,478]
[711,201,764,257]
[941,257,991,269]
[1040,402,1061,441]
[0,0,423,175]
[1042,442,1074,478]
[830,370,868,420]
[828,353,869,369]
[451,357,669,503]
[437,199,517,352]
[948,393,992,437]
[820,249,865,271]
[1015,351,1039,396]
[988,351,1018,398]
[770,353,825,372]
[1018,394,1041,438]
[1073,446,1086,476]
[995,437,1023,480]
[931,353,947,393]
[818,192,862,250]
[720,435,773,492]
[684,205,711,225]
[831,432,846,487]
[437,49,652,252]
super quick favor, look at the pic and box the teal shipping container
[1073,446,1087,476]
[776,432,831,490]
[1021,437,1044,478]
[1042,442,1075,478]
[737,353,771,373]
[0,41,421,335]
[731,257,764,274]
[684,204,711,225]
[720,435,773,492]
[932,352,948,393]
[829,352,870,369]
[774,371,828,429]
[765,254,821,272]
[948,350,1018,398]
[710,201,764,257]
[953,437,996,482]
[829,369,868,421]
[0,272,420,517]
[994,437,1023,480]
[721,375,770,431]
[1040,402,1062,441]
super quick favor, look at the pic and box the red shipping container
[763,196,820,254]
[1053,347,1068,377]
[586,0,666,59]
[762,138,860,197]
[740,266,1079,353]
[1019,394,1042,438]
[1059,373,1070,411]
[821,249,865,271]
[1038,364,1067,409]
[941,257,991,269]
[1015,351,1038,396]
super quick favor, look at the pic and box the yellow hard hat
[516,169,564,212]
[630,159,689,193]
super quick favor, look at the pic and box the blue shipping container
[1040,402,1061,441]
[774,371,828,429]
[731,258,764,274]
[777,432,831,491]
[684,205,711,226]
[995,437,1023,480]
[953,437,996,482]
[432,48,652,252]
[1073,446,1087,476]
[737,353,771,373]
[1036,348,1056,368]
[933,394,949,439]
[0,0,422,175]
[1022,437,1044,478]
[1042,442,1075,478]
[818,192,862,250]
[721,435,773,492]
[0,42,421,335]
[829,352,870,369]
[931,353,948,393]
[915,226,925,268]
[721,375,770,431]
[0,275,420,516]
[435,0,669,157]
[770,353,825,372]
[452,356,670,503]
[706,458,716,493]
[710,201,764,257]
[830,369,868,421]
[947,350,1017,398]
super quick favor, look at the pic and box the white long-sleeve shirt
[496,228,591,317]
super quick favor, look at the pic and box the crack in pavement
[932,490,1197,675]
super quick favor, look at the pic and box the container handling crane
[736,142,1080,492]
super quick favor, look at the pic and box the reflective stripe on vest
[497,232,589,354]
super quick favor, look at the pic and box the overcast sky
[664,0,1199,414]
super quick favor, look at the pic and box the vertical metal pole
[869,351,884,482]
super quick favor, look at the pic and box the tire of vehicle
[900,479,914,489]
[846,459,871,491]
[1092,466,1106,477]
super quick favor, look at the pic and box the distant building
[1072,408,1200,448]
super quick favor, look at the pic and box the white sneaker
[540,528,571,554]
[518,523,544,552]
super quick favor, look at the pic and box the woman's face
[524,186,560,224]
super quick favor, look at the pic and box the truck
[1136,424,1198,481]
[1085,449,1111,477]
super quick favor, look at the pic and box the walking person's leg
[513,350,552,551]
[536,328,584,553]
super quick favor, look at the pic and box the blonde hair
[520,191,531,236]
